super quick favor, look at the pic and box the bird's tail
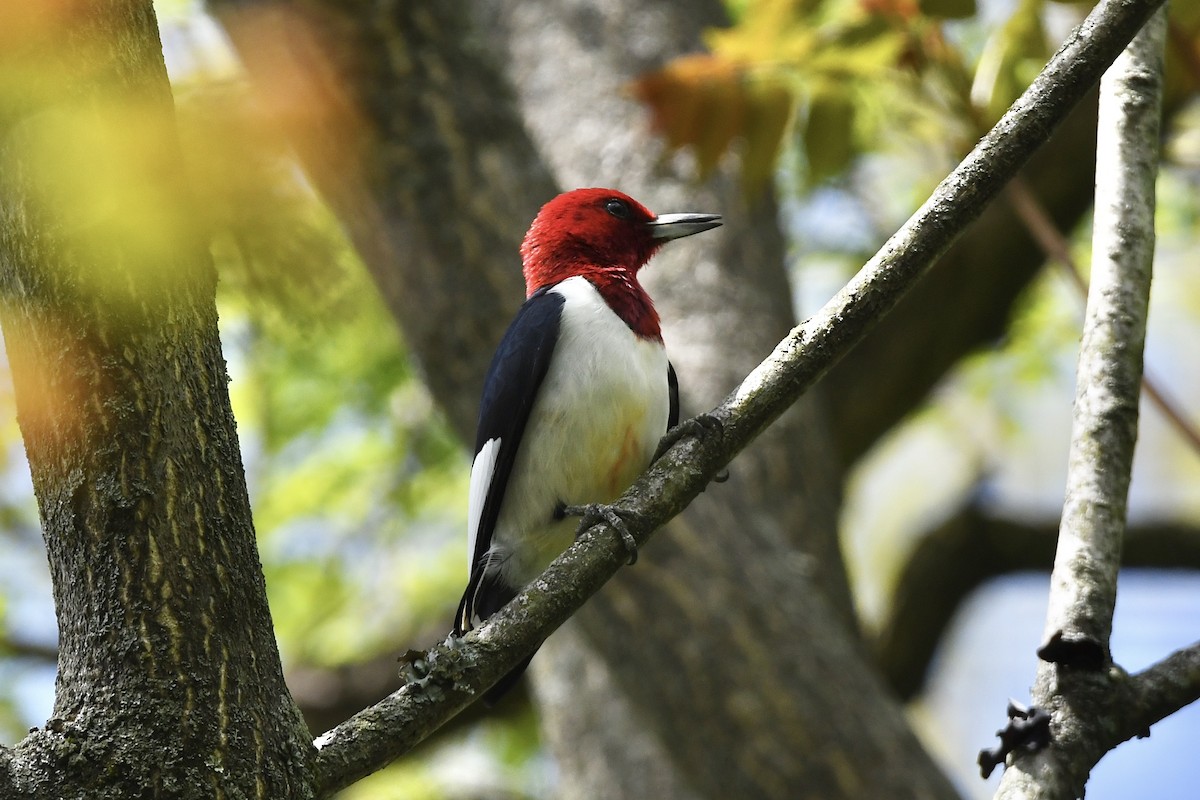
[454,573,534,704]
[483,652,536,706]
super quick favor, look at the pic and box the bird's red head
[519,188,721,339]
[520,189,659,296]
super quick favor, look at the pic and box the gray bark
[996,8,1167,798]
[212,0,548,438]
[0,1,314,797]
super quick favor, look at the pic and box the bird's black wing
[667,361,680,430]
[455,286,564,635]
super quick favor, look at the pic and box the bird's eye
[605,199,631,219]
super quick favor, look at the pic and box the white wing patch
[466,437,501,574]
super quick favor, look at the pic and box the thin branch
[309,0,1169,794]
[875,509,1200,700]
[0,635,57,664]
[287,648,530,737]
[1049,0,1164,661]
[996,8,1167,798]
[1006,178,1200,456]
[1127,640,1200,733]
[1167,21,1200,86]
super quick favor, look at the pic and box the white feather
[467,437,500,574]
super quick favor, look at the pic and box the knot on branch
[1037,629,1108,671]
[978,699,1052,779]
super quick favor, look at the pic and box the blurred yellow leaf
[631,54,744,174]
[633,0,938,188]
[970,0,1048,123]
[631,54,793,192]
[743,79,795,190]
[804,84,857,183]
[706,0,820,64]
[918,0,977,21]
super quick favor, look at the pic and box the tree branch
[307,0,1168,793]
[996,8,1168,797]
[1126,640,1200,732]
[0,635,57,665]
[288,647,529,738]
[1047,0,1164,680]
[1006,177,1200,456]
[875,508,1200,699]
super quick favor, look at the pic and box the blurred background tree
[1,0,1198,798]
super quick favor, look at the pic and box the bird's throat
[583,270,662,342]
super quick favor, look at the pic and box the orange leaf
[633,54,796,186]
[631,54,747,175]
[742,79,794,192]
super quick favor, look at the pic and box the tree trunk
[214,0,961,797]
[481,2,962,798]
[0,3,313,796]
[212,0,554,438]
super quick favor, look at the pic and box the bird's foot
[653,412,723,462]
[653,413,729,483]
[556,502,643,565]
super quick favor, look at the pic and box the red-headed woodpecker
[454,188,721,702]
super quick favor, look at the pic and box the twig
[0,635,58,664]
[1167,22,1200,88]
[309,0,1171,794]
[1006,177,1200,456]
[1127,640,1200,733]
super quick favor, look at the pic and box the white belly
[491,276,669,584]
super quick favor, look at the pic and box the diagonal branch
[1006,178,1200,456]
[308,0,1169,793]
[996,7,1167,798]
[0,635,57,664]
[1126,640,1200,735]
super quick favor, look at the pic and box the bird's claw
[558,502,641,565]
[653,412,724,464]
[654,413,730,487]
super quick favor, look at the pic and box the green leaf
[742,77,794,193]
[918,0,977,20]
[970,0,1048,123]
[803,84,857,183]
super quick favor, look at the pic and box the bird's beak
[647,212,722,240]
